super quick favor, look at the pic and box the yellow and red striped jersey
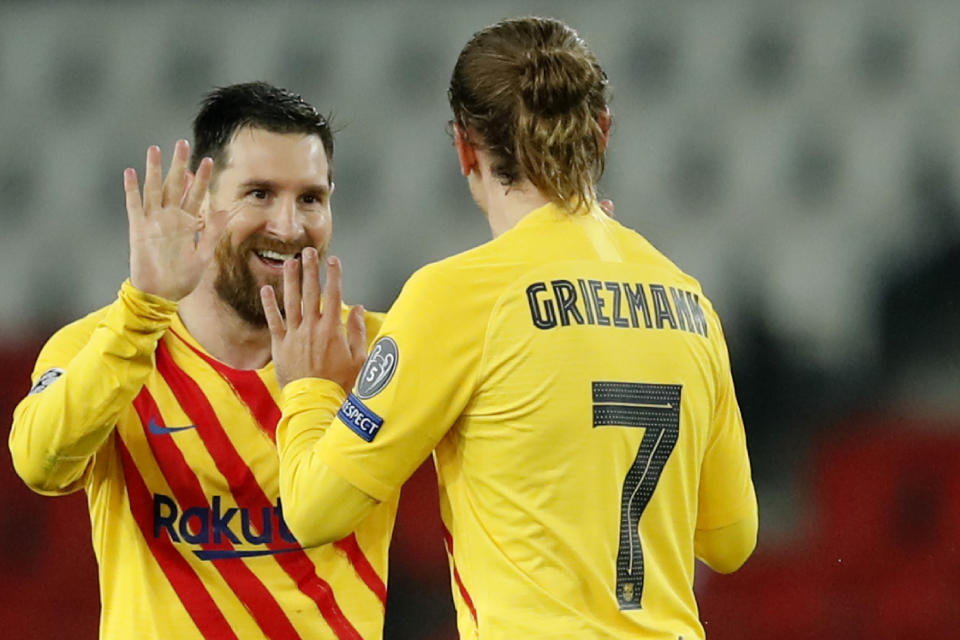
[10,282,396,640]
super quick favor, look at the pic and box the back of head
[190,81,334,179]
[448,17,610,212]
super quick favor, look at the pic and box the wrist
[281,377,348,408]
[118,280,179,328]
[122,279,179,307]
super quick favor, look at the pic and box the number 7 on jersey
[592,381,682,610]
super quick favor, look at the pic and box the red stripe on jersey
[133,389,303,640]
[334,535,388,605]
[442,526,477,623]
[170,329,281,441]
[155,342,365,640]
[116,433,240,640]
[170,329,389,605]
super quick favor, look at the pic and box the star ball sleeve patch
[28,368,65,395]
[355,337,398,400]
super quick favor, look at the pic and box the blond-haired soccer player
[9,82,396,640]
[265,18,757,640]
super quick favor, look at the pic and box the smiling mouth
[253,249,302,268]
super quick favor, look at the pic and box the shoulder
[33,303,116,373]
[614,220,695,280]
[397,258,460,301]
[377,252,503,343]
[397,247,500,312]
[46,304,114,347]
[610,217,731,335]
[611,218,711,298]
[402,231,523,293]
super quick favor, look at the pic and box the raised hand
[260,248,367,391]
[124,140,215,300]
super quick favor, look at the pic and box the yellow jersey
[316,203,756,639]
[9,282,397,640]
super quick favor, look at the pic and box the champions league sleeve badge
[28,368,65,395]
[356,337,398,400]
[336,337,398,442]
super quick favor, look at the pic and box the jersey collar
[511,200,605,232]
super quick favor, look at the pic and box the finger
[162,139,189,207]
[320,256,344,331]
[283,257,302,328]
[260,285,286,339]
[123,168,143,222]
[143,145,163,212]
[347,305,367,362]
[599,198,615,218]
[180,170,195,205]
[301,247,321,320]
[182,157,213,216]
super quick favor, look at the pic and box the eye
[249,189,268,200]
[301,192,325,206]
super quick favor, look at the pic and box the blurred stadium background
[1,1,959,637]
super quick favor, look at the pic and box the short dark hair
[190,81,334,180]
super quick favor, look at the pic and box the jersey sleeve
[9,280,177,495]
[275,305,398,544]
[696,313,758,531]
[276,377,380,546]
[318,264,484,502]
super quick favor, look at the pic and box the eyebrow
[238,179,329,193]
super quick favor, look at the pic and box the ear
[598,107,612,152]
[454,124,478,177]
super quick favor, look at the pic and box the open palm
[125,140,214,301]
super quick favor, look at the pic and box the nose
[264,195,304,241]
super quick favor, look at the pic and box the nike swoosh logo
[194,547,305,561]
[148,419,197,435]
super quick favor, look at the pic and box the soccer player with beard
[9,82,396,640]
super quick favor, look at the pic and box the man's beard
[213,233,316,327]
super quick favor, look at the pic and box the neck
[479,176,552,238]
[176,276,272,370]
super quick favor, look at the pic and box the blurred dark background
[2,1,959,638]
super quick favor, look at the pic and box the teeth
[257,250,296,262]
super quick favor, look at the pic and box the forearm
[9,281,176,493]
[277,378,378,547]
[694,500,758,573]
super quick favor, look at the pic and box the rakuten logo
[153,494,303,560]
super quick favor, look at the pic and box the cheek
[221,207,264,239]
[206,213,231,240]
[307,214,333,247]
